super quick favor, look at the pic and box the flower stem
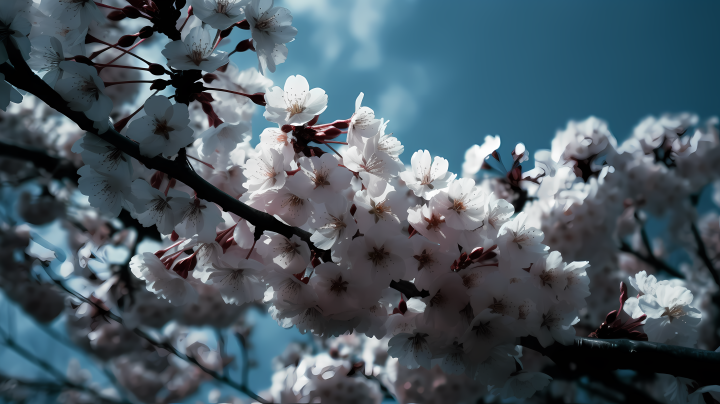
[103,80,156,88]
[88,35,152,65]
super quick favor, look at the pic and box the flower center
[311,169,331,189]
[413,249,434,271]
[329,275,349,295]
[448,199,466,213]
[661,305,685,322]
[153,119,175,140]
[368,199,391,223]
[286,102,305,118]
[367,246,389,266]
[429,289,445,307]
[472,321,492,337]
[423,213,445,231]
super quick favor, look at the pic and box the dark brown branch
[0,140,79,182]
[520,336,720,386]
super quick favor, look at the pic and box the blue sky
[229,0,720,174]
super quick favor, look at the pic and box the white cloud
[281,0,389,69]
[378,84,417,132]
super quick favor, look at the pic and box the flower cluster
[0,0,718,402]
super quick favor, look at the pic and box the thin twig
[38,265,268,403]
[690,222,720,287]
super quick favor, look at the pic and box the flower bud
[281,125,293,133]
[139,26,154,39]
[217,63,229,73]
[220,26,234,39]
[171,231,179,242]
[249,92,266,106]
[321,127,342,139]
[73,56,94,66]
[306,115,319,127]
[236,19,250,30]
[122,6,142,18]
[148,64,166,76]
[234,39,251,53]
[126,0,144,8]
[107,10,126,21]
[150,79,168,91]
[118,35,138,48]
[202,73,218,83]
[333,120,350,129]
[469,247,484,260]
[150,171,165,189]
[173,255,197,279]
[350,204,357,216]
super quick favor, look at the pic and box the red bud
[107,10,126,21]
[150,79,168,91]
[350,204,357,216]
[173,255,197,279]
[202,73,218,83]
[139,26,154,39]
[126,0,145,8]
[321,127,342,139]
[307,115,319,127]
[220,26,234,39]
[171,231,179,242]
[118,35,138,47]
[236,19,250,30]
[333,121,350,129]
[281,125,293,133]
[249,92,266,106]
[122,6,142,18]
[73,55,94,66]
[469,247,484,260]
[150,171,165,189]
[234,39,251,53]
[148,64,166,76]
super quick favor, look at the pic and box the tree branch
[619,240,684,279]
[520,336,720,386]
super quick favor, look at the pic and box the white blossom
[128,95,194,158]
[246,0,297,74]
[162,25,229,72]
[264,75,327,126]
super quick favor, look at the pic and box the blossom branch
[520,336,720,386]
[0,51,430,298]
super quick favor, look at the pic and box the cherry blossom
[162,25,229,72]
[399,150,455,199]
[191,0,248,30]
[128,95,194,158]
[55,61,113,133]
[264,75,327,126]
[130,179,193,235]
[28,35,65,87]
[0,1,32,64]
[198,251,265,305]
[130,252,199,306]
[246,0,297,74]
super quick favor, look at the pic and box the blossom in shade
[77,165,132,217]
[130,252,198,306]
[174,198,224,243]
[191,0,248,30]
[0,1,31,64]
[130,179,193,235]
[198,250,265,305]
[28,35,65,87]
[55,61,113,133]
[127,95,194,158]
[162,25,229,72]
